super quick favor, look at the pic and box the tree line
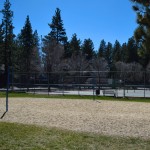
[0,0,150,80]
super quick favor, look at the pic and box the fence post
[34,73,35,94]
[11,68,14,91]
[48,72,49,95]
[93,77,95,100]
[78,71,81,96]
[123,72,125,98]
[62,73,64,96]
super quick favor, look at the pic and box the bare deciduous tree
[115,61,143,83]
[90,57,108,85]
[43,40,64,72]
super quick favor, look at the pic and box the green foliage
[82,38,94,60]
[98,39,106,58]
[42,8,67,71]
[49,8,67,44]
[20,15,34,53]
[105,42,113,70]
[0,122,150,150]
[15,16,41,73]
[112,40,121,62]
[13,36,24,71]
[0,23,4,65]
[31,30,41,72]
[121,42,127,62]
[126,37,138,63]
[1,0,14,70]
[63,40,70,58]
[131,0,150,67]
[16,16,34,72]
[69,33,81,56]
[0,1,149,74]
[33,30,39,47]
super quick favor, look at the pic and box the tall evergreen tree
[98,39,106,58]
[69,33,81,56]
[131,0,150,67]
[0,0,14,87]
[105,42,113,70]
[31,30,41,72]
[121,42,127,63]
[63,41,70,58]
[33,30,39,47]
[13,36,22,71]
[1,0,14,74]
[0,23,4,65]
[112,40,121,62]
[42,8,68,71]
[49,8,67,44]
[17,15,34,72]
[126,37,138,63]
[82,38,94,60]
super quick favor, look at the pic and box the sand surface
[0,98,150,139]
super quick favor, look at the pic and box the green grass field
[0,91,150,103]
[0,122,150,150]
[0,92,150,149]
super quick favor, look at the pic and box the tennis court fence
[1,71,150,98]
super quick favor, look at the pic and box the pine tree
[2,0,14,65]
[31,30,41,72]
[98,39,106,58]
[105,42,113,70]
[112,40,121,62]
[131,0,150,67]
[49,8,67,44]
[121,42,127,63]
[13,36,22,71]
[126,37,138,63]
[63,40,70,58]
[0,23,4,65]
[69,33,81,56]
[17,15,34,72]
[1,0,14,74]
[42,8,67,71]
[82,38,94,60]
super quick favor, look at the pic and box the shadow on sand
[1,111,7,119]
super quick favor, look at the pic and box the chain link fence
[3,71,149,98]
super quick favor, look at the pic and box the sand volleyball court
[0,98,150,139]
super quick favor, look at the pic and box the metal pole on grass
[78,71,80,96]
[123,72,125,98]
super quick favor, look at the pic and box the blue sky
[0,0,137,50]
